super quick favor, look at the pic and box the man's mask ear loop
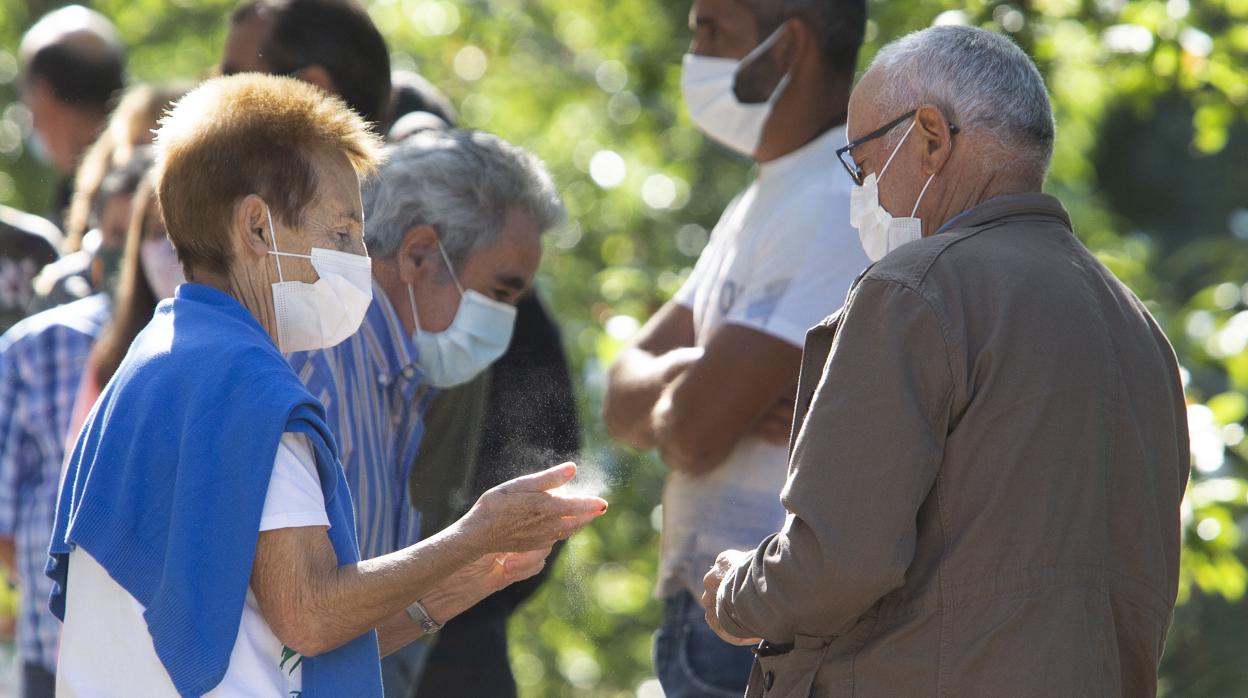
[433,241,466,296]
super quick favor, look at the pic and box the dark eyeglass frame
[836,110,961,186]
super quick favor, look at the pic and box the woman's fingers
[498,462,577,493]
[549,493,609,517]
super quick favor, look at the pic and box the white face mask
[849,121,937,262]
[140,236,186,300]
[407,242,517,389]
[265,206,374,353]
[680,26,791,157]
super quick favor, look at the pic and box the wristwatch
[405,599,443,635]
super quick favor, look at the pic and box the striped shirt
[288,282,433,559]
[0,293,110,671]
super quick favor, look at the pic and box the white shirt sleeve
[673,191,747,309]
[259,433,330,532]
[723,185,868,347]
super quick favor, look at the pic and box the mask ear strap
[434,241,466,296]
[739,24,787,70]
[265,205,285,284]
[407,284,422,333]
[911,173,936,217]
[880,120,917,180]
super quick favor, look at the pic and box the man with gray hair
[287,128,563,691]
[701,25,1189,696]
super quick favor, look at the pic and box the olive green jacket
[717,193,1190,697]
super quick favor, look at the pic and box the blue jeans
[654,591,754,698]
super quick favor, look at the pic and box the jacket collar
[936,192,1072,236]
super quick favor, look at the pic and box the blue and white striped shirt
[288,283,433,560]
[0,293,110,671]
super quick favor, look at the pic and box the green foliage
[0,0,1244,696]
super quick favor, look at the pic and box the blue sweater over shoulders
[47,283,381,697]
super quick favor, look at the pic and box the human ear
[914,104,956,176]
[233,194,273,260]
[293,64,338,97]
[397,224,439,286]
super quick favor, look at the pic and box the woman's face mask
[265,206,374,353]
[407,241,517,389]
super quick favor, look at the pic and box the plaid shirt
[288,283,433,560]
[0,293,110,670]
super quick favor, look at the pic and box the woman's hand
[459,463,608,557]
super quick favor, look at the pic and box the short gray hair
[868,25,1055,174]
[363,129,564,269]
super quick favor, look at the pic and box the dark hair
[388,70,458,130]
[92,145,154,222]
[745,0,867,77]
[232,0,392,128]
[91,175,159,391]
[26,41,125,111]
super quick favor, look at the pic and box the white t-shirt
[659,125,868,599]
[57,433,330,697]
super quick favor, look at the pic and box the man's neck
[924,169,1045,238]
[754,75,850,164]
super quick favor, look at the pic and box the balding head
[861,25,1054,176]
[20,5,125,111]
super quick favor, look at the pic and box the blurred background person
[0,202,127,698]
[18,4,125,230]
[387,69,457,139]
[0,114,153,698]
[30,84,184,313]
[222,0,391,130]
[0,206,58,333]
[64,173,184,445]
[603,0,869,695]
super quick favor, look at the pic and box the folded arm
[604,302,802,475]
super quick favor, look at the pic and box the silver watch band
[405,599,443,635]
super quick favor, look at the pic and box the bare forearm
[604,347,703,449]
[264,521,483,656]
[375,560,508,657]
[377,611,424,658]
[255,463,606,657]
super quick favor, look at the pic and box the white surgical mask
[266,206,373,353]
[849,121,937,262]
[680,26,791,157]
[407,242,517,388]
[140,236,186,300]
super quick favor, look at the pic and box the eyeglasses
[835,110,960,186]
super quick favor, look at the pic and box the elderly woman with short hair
[48,74,605,698]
